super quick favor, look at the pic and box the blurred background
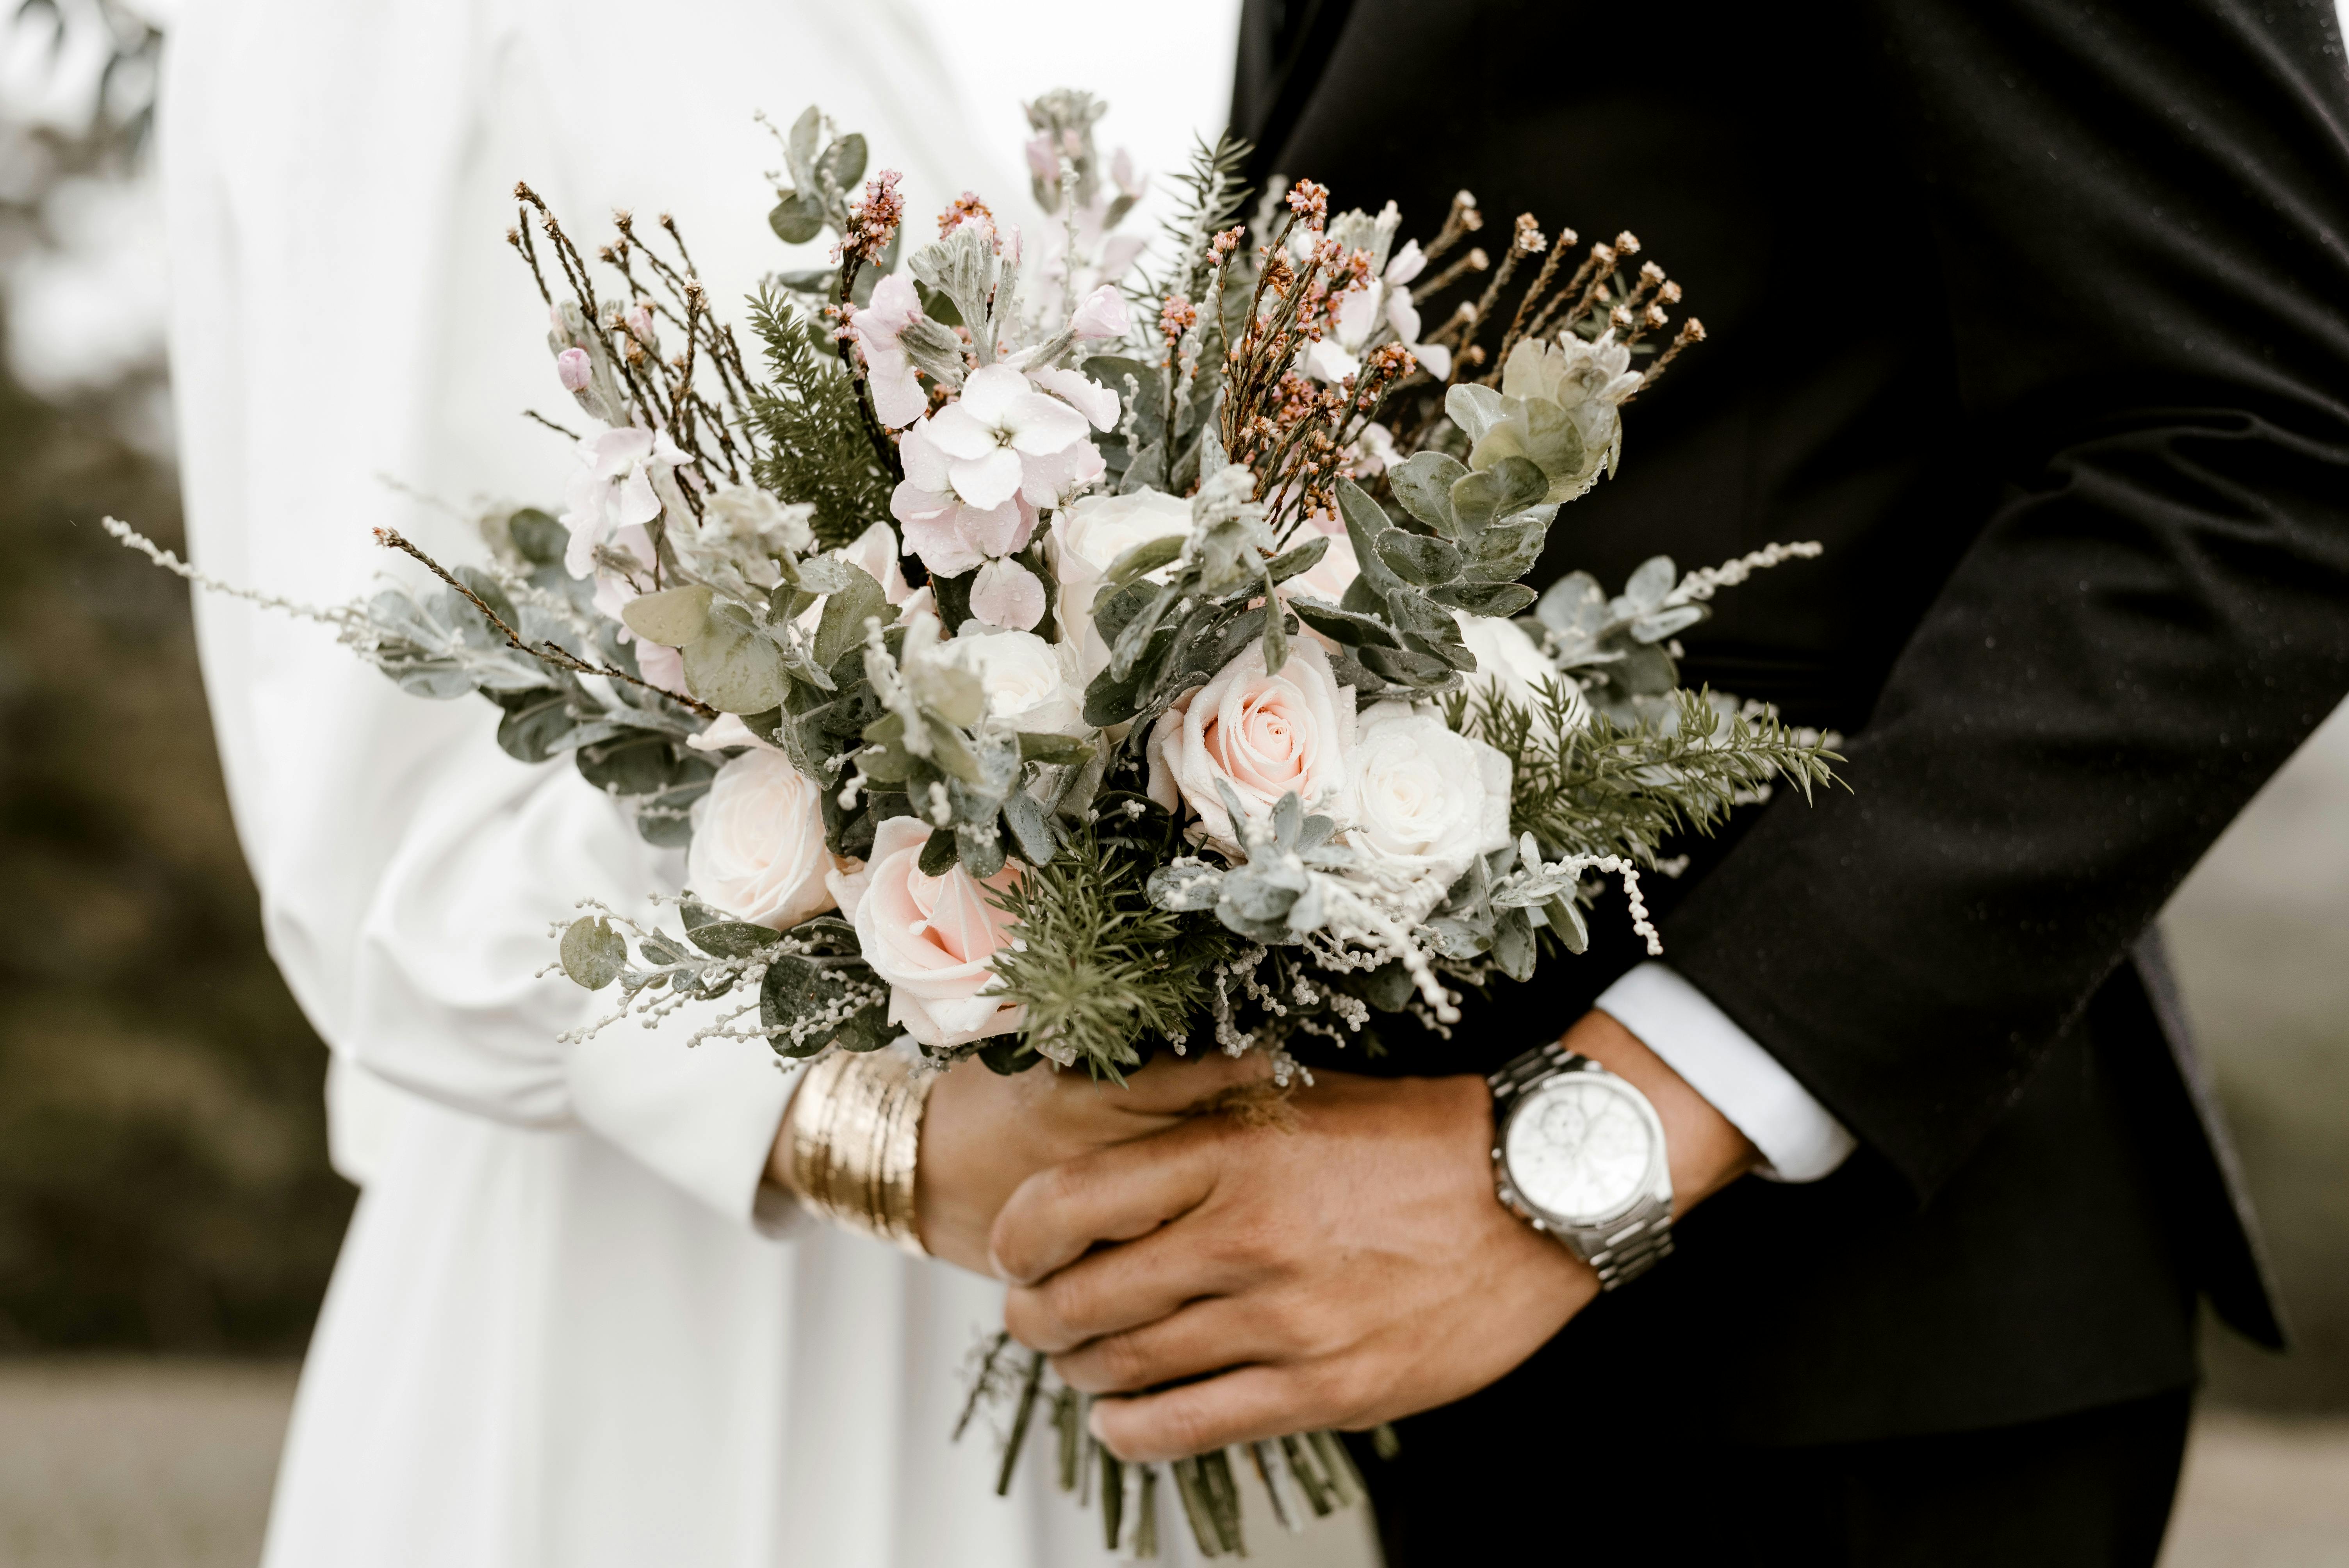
[1,2,2344,1564]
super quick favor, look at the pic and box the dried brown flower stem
[1622,317,1706,402]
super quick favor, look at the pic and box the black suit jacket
[1236,0,2349,1458]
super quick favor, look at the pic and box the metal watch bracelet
[1487,1042,1676,1290]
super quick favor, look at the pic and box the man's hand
[768,1048,1269,1276]
[989,1010,1759,1461]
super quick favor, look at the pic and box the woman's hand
[770,1046,1271,1276]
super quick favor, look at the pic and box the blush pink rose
[1146,637,1357,845]
[687,749,842,930]
[827,815,1023,1048]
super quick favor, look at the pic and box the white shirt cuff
[1594,962,1857,1183]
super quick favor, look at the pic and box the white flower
[1303,228,1453,385]
[935,626,1087,736]
[827,815,1022,1048]
[674,483,815,590]
[1453,612,1553,702]
[686,748,843,930]
[847,273,930,428]
[833,520,918,606]
[559,425,687,577]
[890,364,1105,576]
[1146,638,1356,846]
[1049,486,1194,678]
[969,557,1047,631]
[1337,701,1513,918]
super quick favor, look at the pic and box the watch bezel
[1497,1070,1670,1230]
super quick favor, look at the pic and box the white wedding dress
[160,2,1371,1564]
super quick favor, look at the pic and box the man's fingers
[988,1120,1225,1285]
[1088,1363,1347,1465]
[1107,1047,1274,1117]
[1002,1219,1260,1353]
[1049,1294,1312,1396]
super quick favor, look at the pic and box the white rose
[936,627,1088,736]
[1455,610,1590,729]
[1146,638,1356,846]
[1049,487,1194,678]
[686,748,843,930]
[826,815,1022,1048]
[1338,701,1514,917]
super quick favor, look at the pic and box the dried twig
[373,527,718,718]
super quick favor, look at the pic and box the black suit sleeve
[1663,0,2349,1199]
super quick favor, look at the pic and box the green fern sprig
[984,809,1235,1081]
[744,284,897,550]
[1457,683,1845,868]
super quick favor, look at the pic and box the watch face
[1505,1076,1657,1224]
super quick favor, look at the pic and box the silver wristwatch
[1487,1042,1675,1289]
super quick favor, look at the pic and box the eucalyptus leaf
[559,917,627,991]
[768,192,826,246]
[1389,452,1467,535]
[813,565,891,669]
[622,584,716,648]
[1018,731,1094,765]
[1102,533,1186,595]
[682,610,789,714]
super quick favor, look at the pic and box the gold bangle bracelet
[786,1049,932,1256]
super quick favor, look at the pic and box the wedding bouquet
[113,93,1837,1557]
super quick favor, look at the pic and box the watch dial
[1506,1078,1654,1223]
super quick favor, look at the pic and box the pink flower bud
[624,303,655,344]
[1069,283,1129,340]
[556,347,593,392]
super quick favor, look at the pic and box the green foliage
[984,806,1235,1080]
[1456,683,1843,867]
[746,285,896,550]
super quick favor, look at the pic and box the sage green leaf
[493,686,578,764]
[1000,789,1057,865]
[918,828,960,877]
[1624,554,1679,608]
[813,564,891,669]
[560,917,627,990]
[1548,895,1590,955]
[785,106,823,182]
[768,192,825,246]
[1289,598,1401,649]
[925,716,984,784]
[790,554,856,596]
[575,732,681,795]
[1444,382,1508,443]
[1374,530,1461,588]
[1335,478,1409,600]
[681,611,789,713]
[681,901,779,959]
[1430,581,1539,617]
[1390,451,1467,535]
[819,132,866,192]
[622,584,715,648]
[1449,456,1548,534]
[1102,533,1186,595]
[1018,731,1093,765]
[1264,534,1330,585]
[506,508,567,567]
[1358,643,1455,685]
[1524,398,1586,480]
